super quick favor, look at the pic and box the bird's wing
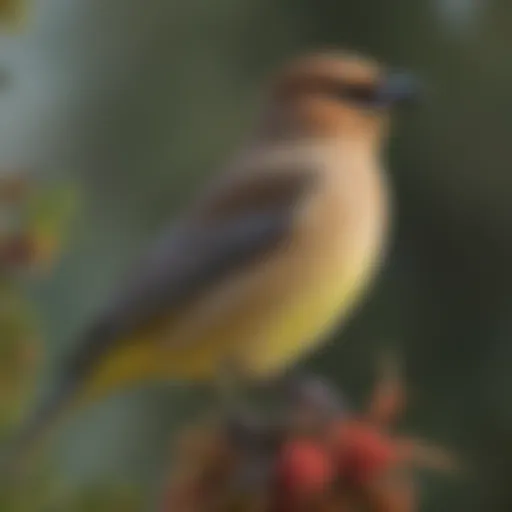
[66,165,317,382]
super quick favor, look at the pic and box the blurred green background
[1,0,512,510]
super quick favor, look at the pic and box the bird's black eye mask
[323,71,420,108]
[331,82,379,106]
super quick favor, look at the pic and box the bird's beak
[375,71,421,107]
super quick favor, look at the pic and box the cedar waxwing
[7,49,420,467]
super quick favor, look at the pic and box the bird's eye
[320,81,377,106]
[342,84,376,104]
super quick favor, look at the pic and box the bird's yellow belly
[181,249,375,379]
[82,266,346,403]
[242,257,371,378]
[85,250,377,403]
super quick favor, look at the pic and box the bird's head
[265,50,420,148]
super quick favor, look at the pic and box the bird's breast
[234,152,390,378]
[305,154,389,277]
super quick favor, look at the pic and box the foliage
[0,175,144,511]
[0,0,29,30]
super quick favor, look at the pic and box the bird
[6,49,419,468]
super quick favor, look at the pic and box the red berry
[332,420,396,486]
[272,439,334,511]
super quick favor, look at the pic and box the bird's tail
[0,381,76,478]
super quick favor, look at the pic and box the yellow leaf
[0,0,28,29]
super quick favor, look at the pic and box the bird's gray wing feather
[66,167,316,381]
